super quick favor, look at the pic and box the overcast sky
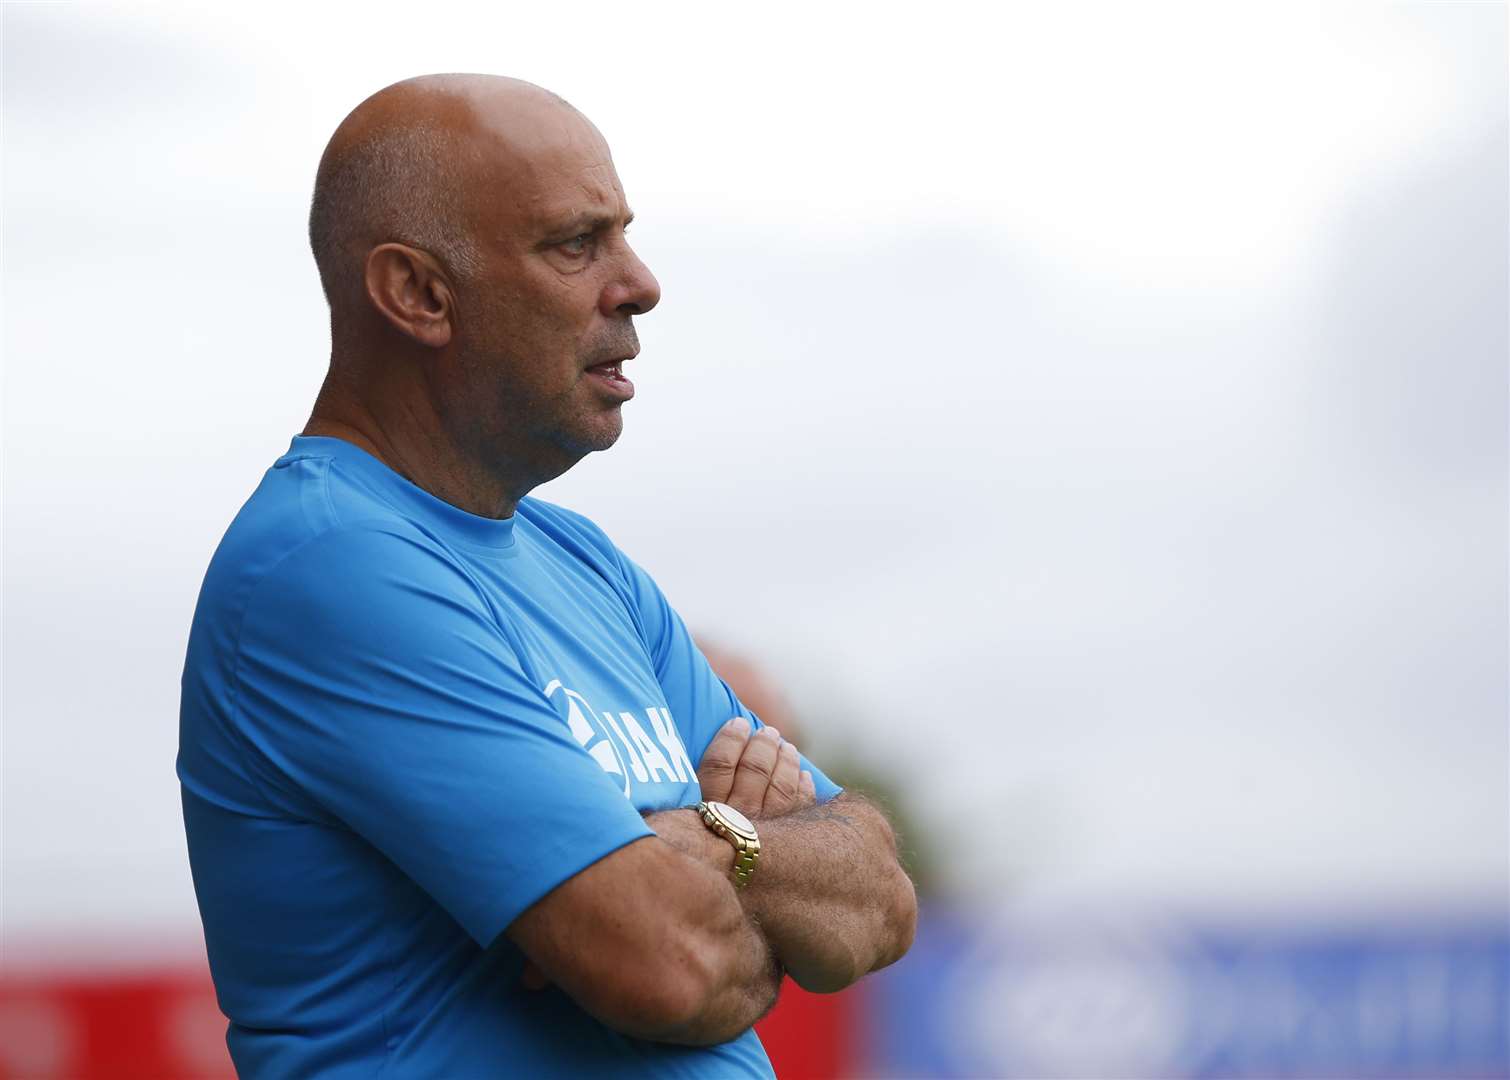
[4,2,1506,952]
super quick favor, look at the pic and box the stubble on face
[452,281,638,464]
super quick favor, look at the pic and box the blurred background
[4,2,1506,1077]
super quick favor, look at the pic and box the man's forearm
[674,715,918,997]
[739,792,917,992]
[639,809,783,1044]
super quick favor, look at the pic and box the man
[178,74,916,1078]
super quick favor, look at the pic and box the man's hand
[693,718,917,996]
[740,795,916,993]
[520,715,821,1001]
[697,717,817,819]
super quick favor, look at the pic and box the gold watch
[697,801,761,888]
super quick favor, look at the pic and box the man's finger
[726,725,782,815]
[761,738,804,817]
[696,717,751,802]
[798,769,818,808]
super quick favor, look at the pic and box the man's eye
[560,234,592,255]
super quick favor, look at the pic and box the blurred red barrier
[756,979,859,1080]
[0,966,860,1079]
[0,967,231,1079]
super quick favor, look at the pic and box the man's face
[444,105,661,478]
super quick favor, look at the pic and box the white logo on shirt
[542,680,697,799]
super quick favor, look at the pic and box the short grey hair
[308,123,483,308]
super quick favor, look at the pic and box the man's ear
[363,243,455,348]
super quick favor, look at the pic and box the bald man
[177,75,915,1078]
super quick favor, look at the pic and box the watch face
[710,801,755,835]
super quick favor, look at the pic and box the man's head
[308,74,660,498]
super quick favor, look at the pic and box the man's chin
[558,411,624,457]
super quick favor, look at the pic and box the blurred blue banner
[863,907,1510,1079]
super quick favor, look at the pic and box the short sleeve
[612,551,843,803]
[232,525,653,947]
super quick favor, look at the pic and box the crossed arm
[506,721,917,1045]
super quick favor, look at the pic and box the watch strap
[697,801,761,889]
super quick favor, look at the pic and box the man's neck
[304,394,525,521]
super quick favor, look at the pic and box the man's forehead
[472,118,630,231]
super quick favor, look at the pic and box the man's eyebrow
[545,209,635,237]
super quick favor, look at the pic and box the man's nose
[601,242,661,317]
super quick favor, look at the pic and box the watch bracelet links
[731,844,758,888]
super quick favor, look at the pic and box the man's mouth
[584,358,635,400]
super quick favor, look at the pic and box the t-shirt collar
[286,435,518,553]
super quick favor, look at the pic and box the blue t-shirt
[178,435,839,1079]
